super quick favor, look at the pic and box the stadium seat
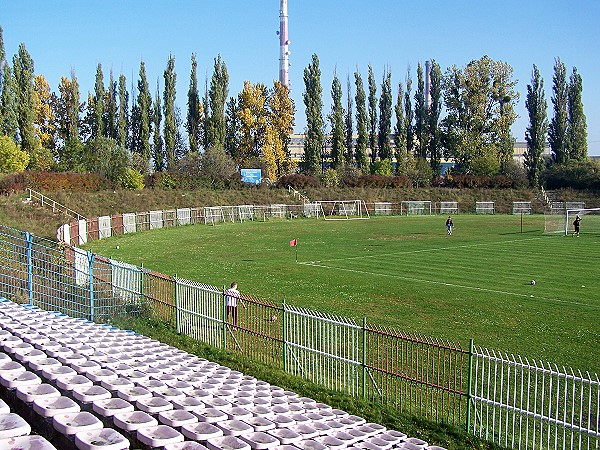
[52,411,103,435]
[136,424,184,447]
[32,396,80,418]
[0,414,31,439]
[74,428,130,450]
[113,410,158,432]
[0,434,58,450]
[206,435,251,450]
[15,383,60,404]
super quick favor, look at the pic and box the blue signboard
[241,168,262,185]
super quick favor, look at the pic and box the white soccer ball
[116,245,120,250]
[530,280,536,285]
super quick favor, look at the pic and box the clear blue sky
[2,0,599,155]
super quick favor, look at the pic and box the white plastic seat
[193,408,228,424]
[240,431,281,449]
[113,410,158,432]
[41,364,77,381]
[181,422,223,441]
[136,396,173,414]
[52,411,103,435]
[137,424,184,447]
[92,398,134,418]
[163,442,209,450]
[74,428,130,450]
[403,437,429,448]
[0,435,58,450]
[267,427,301,445]
[0,400,9,415]
[14,348,46,364]
[0,370,41,389]
[314,435,347,450]
[0,361,25,377]
[72,360,101,374]
[216,419,254,437]
[71,385,112,404]
[171,396,205,412]
[294,439,328,450]
[55,374,93,391]
[85,368,117,383]
[206,435,251,450]
[115,385,152,403]
[0,413,31,439]
[101,376,135,392]
[32,396,80,418]
[158,409,198,428]
[245,417,275,433]
[15,383,60,403]
[153,387,186,402]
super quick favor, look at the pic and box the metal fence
[0,223,598,449]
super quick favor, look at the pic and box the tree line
[0,25,590,189]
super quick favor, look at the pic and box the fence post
[466,338,474,434]
[25,232,33,305]
[222,286,227,350]
[282,299,287,372]
[362,317,367,400]
[174,275,179,333]
[87,251,95,322]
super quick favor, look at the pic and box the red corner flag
[289,239,297,247]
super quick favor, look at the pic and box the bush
[276,174,321,189]
[0,136,29,173]
[28,172,111,192]
[370,159,394,177]
[321,168,340,187]
[118,168,145,190]
[542,160,600,191]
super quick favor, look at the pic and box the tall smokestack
[425,60,432,109]
[279,0,290,87]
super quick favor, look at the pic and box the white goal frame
[315,200,370,220]
[401,201,432,216]
[565,208,600,235]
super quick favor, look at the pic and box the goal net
[401,201,432,215]
[315,200,370,220]
[544,207,600,235]
[565,208,600,235]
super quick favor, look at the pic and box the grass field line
[301,260,600,310]
[302,236,546,264]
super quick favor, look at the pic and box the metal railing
[27,188,86,221]
[0,223,598,449]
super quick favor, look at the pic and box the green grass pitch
[85,214,600,374]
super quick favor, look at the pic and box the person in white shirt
[225,282,243,326]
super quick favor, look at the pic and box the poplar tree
[186,53,202,153]
[206,55,229,150]
[393,83,407,173]
[354,71,368,172]
[427,60,443,175]
[302,54,324,174]
[117,74,128,149]
[367,65,378,163]
[344,75,354,166]
[329,73,345,169]
[566,67,587,161]
[1,65,18,141]
[91,63,105,139]
[266,80,296,179]
[524,64,548,187]
[152,83,164,172]
[12,44,37,154]
[132,61,152,167]
[377,70,392,160]
[0,25,5,128]
[404,70,414,157]
[414,63,427,159]
[225,96,241,161]
[105,70,118,140]
[548,58,568,164]
[163,54,177,170]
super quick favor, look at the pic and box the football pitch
[85,214,600,374]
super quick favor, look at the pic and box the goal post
[565,208,600,235]
[314,200,370,220]
[401,201,432,215]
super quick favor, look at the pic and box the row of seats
[0,298,447,450]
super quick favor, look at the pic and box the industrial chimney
[279,0,290,87]
[425,60,431,109]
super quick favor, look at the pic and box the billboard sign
[241,168,262,185]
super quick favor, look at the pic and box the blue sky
[2,0,599,155]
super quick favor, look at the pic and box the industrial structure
[278,0,290,87]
